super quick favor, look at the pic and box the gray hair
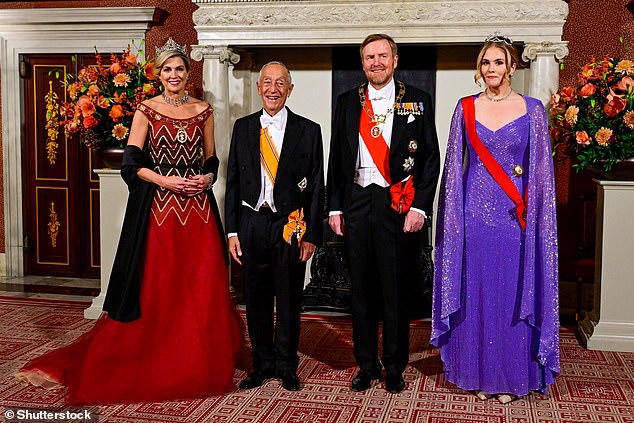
[258,61,293,85]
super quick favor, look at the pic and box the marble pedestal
[84,170,127,319]
[578,180,634,352]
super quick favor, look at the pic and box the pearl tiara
[485,32,514,45]
[155,37,188,57]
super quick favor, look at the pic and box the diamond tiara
[485,32,514,45]
[155,37,188,57]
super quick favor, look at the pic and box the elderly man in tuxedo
[225,61,324,391]
[327,34,440,394]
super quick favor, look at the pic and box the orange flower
[580,62,600,81]
[87,84,100,96]
[125,53,137,65]
[68,82,83,100]
[595,127,614,146]
[113,73,131,87]
[109,104,124,122]
[604,95,626,117]
[576,131,590,145]
[78,67,98,84]
[96,96,110,108]
[560,86,576,102]
[112,123,129,140]
[66,120,79,132]
[615,59,634,74]
[550,93,561,109]
[109,62,122,74]
[83,114,98,129]
[77,95,96,117]
[579,83,596,98]
[565,105,579,124]
[624,111,634,129]
[144,63,156,80]
[613,76,634,95]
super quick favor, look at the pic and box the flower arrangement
[550,54,634,171]
[60,42,161,151]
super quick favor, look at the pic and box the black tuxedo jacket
[327,81,440,216]
[225,107,324,245]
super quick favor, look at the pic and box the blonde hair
[153,50,190,78]
[474,41,519,86]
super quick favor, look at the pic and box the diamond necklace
[484,88,513,102]
[162,91,189,107]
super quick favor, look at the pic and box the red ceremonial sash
[461,96,527,229]
[359,97,391,184]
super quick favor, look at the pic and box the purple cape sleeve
[519,97,560,375]
[430,99,466,346]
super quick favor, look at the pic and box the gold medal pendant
[371,125,382,138]
[512,164,524,177]
[176,128,188,143]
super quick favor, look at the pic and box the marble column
[191,46,240,226]
[522,41,569,105]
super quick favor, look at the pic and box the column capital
[190,45,240,65]
[522,41,569,62]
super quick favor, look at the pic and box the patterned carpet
[1,296,634,423]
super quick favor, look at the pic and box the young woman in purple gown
[431,34,559,404]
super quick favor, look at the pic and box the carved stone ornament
[190,45,241,64]
[193,0,568,29]
[522,41,570,62]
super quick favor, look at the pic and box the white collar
[367,79,395,101]
[260,107,288,131]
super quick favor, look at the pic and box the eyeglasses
[485,32,514,45]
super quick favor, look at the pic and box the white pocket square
[407,114,415,123]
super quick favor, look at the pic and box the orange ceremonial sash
[359,97,391,184]
[260,126,279,185]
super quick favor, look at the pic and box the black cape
[103,145,226,322]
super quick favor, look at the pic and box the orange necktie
[260,126,279,185]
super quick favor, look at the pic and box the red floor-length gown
[16,104,243,405]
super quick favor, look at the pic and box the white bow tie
[261,115,283,131]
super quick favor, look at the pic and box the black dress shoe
[239,368,276,389]
[351,370,380,392]
[279,371,301,391]
[385,372,405,394]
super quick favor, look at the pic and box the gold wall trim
[35,186,70,266]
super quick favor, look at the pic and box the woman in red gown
[16,38,243,405]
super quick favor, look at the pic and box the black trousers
[345,184,418,375]
[239,206,305,373]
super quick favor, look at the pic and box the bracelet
[204,173,214,191]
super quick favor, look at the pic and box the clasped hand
[330,210,425,235]
[163,174,211,196]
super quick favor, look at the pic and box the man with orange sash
[327,34,440,393]
[226,61,324,392]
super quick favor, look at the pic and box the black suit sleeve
[326,93,347,213]
[302,122,325,245]
[225,120,242,235]
[411,91,440,214]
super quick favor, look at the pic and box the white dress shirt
[252,107,288,212]
[356,80,395,188]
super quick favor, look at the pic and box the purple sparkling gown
[431,95,559,396]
